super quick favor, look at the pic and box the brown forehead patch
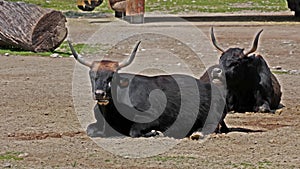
[91,60,119,72]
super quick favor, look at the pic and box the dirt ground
[1,12,300,168]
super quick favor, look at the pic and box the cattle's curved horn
[245,29,263,56]
[211,27,225,53]
[68,40,92,67]
[117,41,141,70]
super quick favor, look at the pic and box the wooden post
[126,0,145,23]
[0,1,67,52]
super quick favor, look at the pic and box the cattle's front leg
[86,105,106,137]
[86,122,105,137]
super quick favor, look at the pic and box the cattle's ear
[239,48,246,58]
[119,78,129,88]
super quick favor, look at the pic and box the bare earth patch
[0,13,299,168]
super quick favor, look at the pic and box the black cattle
[201,28,282,114]
[69,41,226,139]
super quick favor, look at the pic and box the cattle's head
[77,0,103,11]
[68,41,141,106]
[210,27,263,84]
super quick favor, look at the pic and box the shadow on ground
[144,15,300,23]
[228,127,265,133]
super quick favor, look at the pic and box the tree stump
[126,0,145,23]
[0,1,67,52]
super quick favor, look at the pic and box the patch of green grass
[6,0,288,14]
[258,160,272,168]
[0,41,104,57]
[71,161,77,168]
[146,0,288,13]
[272,70,289,74]
[0,152,24,161]
[226,160,273,169]
[6,0,112,13]
[153,155,196,162]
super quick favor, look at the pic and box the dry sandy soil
[1,12,300,168]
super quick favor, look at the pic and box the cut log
[0,1,67,52]
[126,0,145,16]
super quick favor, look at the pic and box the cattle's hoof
[275,108,283,115]
[144,130,161,137]
[258,105,272,113]
[189,132,204,140]
[86,123,105,137]
[129,129,142,138]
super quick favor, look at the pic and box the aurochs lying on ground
[201,28,282,114]
[68,41,226,139]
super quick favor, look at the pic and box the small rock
[3,163,12,168]
[4,53,9,57]
[69,55,74,58]
[25,77,30,81]
[7,133,15,137]
[289,70,299,75]
[273,66,282,70]
[18,153,29,158]
[268,139,275,144]
[282,40,291,44]
[50,53,60,58]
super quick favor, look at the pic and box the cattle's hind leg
[87,105,121,137]
[219,119,230,133]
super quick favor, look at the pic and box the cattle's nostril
[95,90,105,97]
[213,68,222,74]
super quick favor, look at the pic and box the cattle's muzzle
[95,90,110,106]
